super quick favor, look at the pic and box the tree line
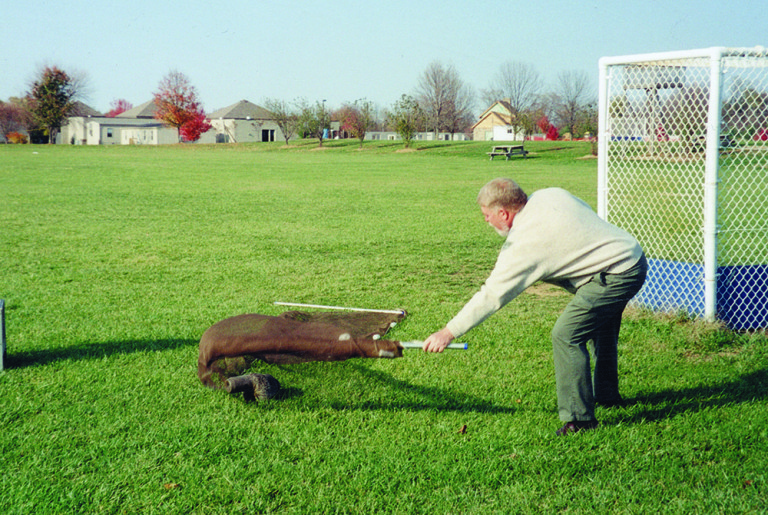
[1,60,599,145]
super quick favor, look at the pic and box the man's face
[481,205,512,237]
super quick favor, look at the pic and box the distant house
[60,98,295,145]
[57,102,105,144]
[59,100,176,145]
[115,100,181,145]
[365,131,469,141]
[207,100,285,143]
[472,99,524,142]
[119,125,180,145]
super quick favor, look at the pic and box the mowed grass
[1,140,766,514]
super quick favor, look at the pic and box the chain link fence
[598,48,768,330]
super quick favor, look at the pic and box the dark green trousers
[551,255,647,422]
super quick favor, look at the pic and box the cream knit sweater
[446,188,643,338]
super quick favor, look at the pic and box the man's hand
[422,327,455,353]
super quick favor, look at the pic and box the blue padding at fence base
[717,265,768,330]
[633,258,705,317]
[632,259,768,330]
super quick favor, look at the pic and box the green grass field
[1,140,766,514]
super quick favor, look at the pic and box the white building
[472,99,525,141]
[59,100,179,145]
[365,131,469,141]
[207,100,284,143]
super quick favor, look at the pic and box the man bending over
[423,178,647,435]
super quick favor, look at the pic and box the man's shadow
[603,368,768,424]
[265,361,767,422]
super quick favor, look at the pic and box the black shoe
[556,420,599,436]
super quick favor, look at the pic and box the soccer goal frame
[597,47,768,330]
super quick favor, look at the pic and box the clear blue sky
[1,0,765,114]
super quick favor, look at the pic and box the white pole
[398,341,468,350]
[599,47,725,67]
[597,57,611,219]
[274,301,405,315]
[703,48,724,323]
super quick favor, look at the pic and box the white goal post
[598,47,768,329]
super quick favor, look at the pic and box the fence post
[597,58,610,220]
[703,48,725,323]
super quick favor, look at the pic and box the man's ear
[500,206,517,227]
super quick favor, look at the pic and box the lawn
[1,140,766,514]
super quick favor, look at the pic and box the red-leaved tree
[180,110,213,142]
[153,71,206,142]
[546,124,560,141]
[105,99,133,118]
[537,115,551,135]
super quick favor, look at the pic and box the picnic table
[487,144,529,160]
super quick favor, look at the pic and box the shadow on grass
[531,146,570,153]
[605,368,768,424]
[259,360,765,418]
[7,338,198,368]
[415,141,477,151]
[487,155,540,161]
[257,361,517,415]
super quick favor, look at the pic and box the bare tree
[479,87,503,109]
[553,70,593,137]
[536,91,560,124]
[722,79,768,136]
[416,61,473,138]
[493,62,543,113]
[491,61,543,136]
[0,102,29,142]
[263,98,300,145]
[446,83,476,137]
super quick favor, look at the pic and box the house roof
[471,110,513,131]
[97,120,165,128]
[116,100,157,119]
[471,99,516,131]
[477,99,514,121]
[207,100,273,120]
[70,101,102,117]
